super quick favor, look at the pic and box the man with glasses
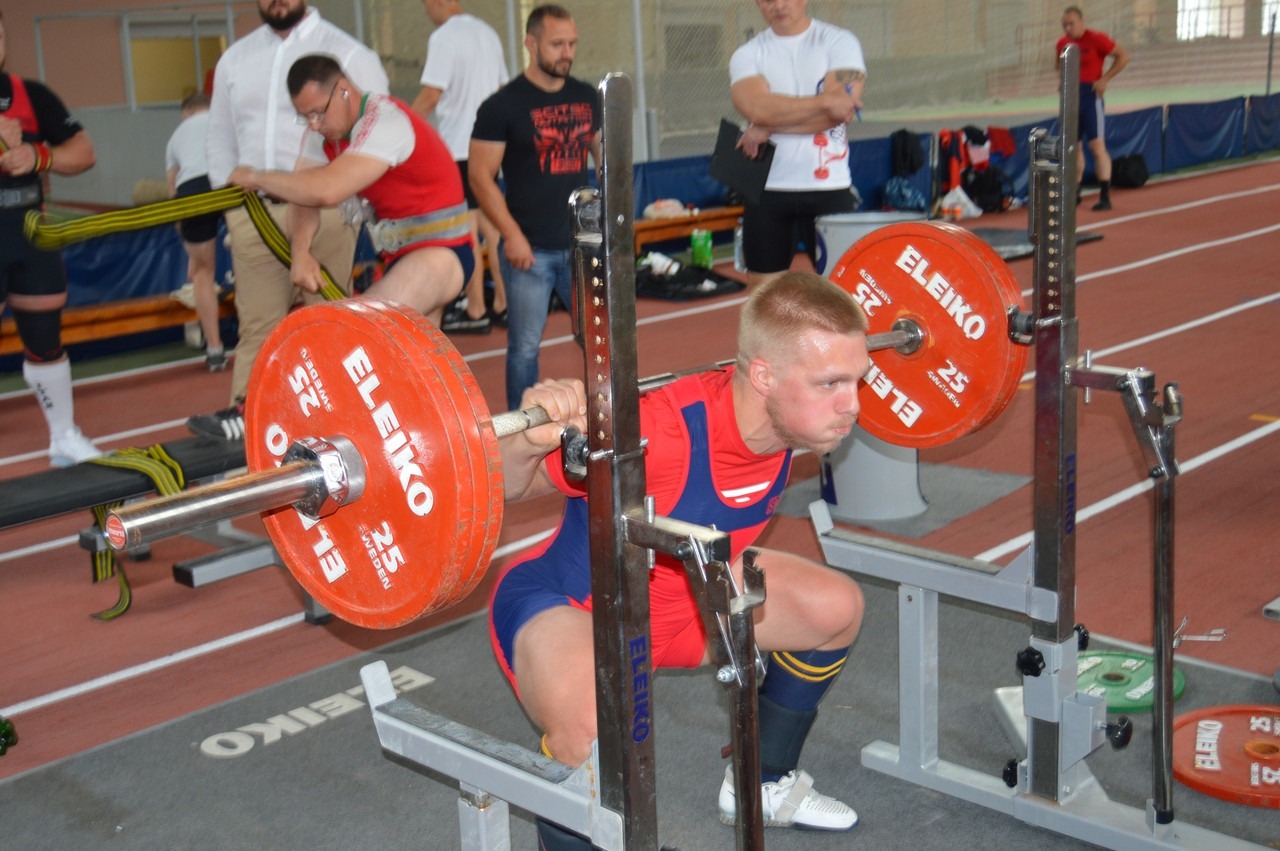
[190,0,388,441]
[227,54,471,327]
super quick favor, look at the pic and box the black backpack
[961,166,1010,213]
[1111,154,1149,188]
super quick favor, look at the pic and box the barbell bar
[103,222,1028,628]
[105,323,920,551]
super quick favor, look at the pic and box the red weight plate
[244,299,503,629]
[830,222,1028,448]
[1172,704,1280,808]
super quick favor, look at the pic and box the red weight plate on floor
[244,299,503,629]
[1172,704,1280,808]
[830,222,1028,448]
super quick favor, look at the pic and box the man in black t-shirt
[0,10,101,466]
[469,3,599,411]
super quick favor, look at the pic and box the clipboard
[709,118,774,205]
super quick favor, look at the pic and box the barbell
[105,222,1029,629]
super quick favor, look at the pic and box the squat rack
[809,45,1257,850]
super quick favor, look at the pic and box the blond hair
[737,271,868,369]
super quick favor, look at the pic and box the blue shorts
[1078,83,1105,143]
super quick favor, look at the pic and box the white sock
[24,358,76,439]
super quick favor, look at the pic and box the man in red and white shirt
[1056,5,1129,211]
[229,54,472,328]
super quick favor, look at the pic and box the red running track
[1,157,1277,781]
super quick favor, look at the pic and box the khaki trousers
[225,204,356,405]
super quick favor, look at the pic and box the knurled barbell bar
[106,321,920,550]
[105,222,1028,629]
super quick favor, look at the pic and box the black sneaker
[443,311,491,334]
[489,308,508,328]
[206,349,228,372]
[1091,198,1112,211]
[187,405,246,441]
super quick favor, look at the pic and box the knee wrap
[757,694,818,779]
[13,309,64,362]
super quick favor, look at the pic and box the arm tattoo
[834,69,866,85]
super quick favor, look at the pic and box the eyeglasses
[296,83,339,128]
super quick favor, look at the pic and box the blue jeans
[501,245,575,411]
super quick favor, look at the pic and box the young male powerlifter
[0,10,101,466]
[492,270,869,847]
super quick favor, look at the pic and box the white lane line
[0,535,79,563]
[1017,291,1280,384]
[1080,181,1280,231]
[976,416,1280,563]
[0,615,308,717]
[0,417,194,469]
[1079,223,1280,282]
[0,528,554,717]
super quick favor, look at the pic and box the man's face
[761,328,869,455]
[529,17,577,79]
[293,78,349,140]
[755,0,809,37]
[423,0,447,26]
[1061,11,1085,40]
[259,0,307,32]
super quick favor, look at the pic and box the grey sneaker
[205,349,228,372]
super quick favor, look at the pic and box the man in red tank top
[227,54,472,328]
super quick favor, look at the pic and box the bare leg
[1088,137,1112,183]
[462,211,488,321]
[477,209,506,314]
[186,238,223,352]
[511,605,599,767]
[363,246,464,328]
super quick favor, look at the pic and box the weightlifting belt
[0,184,42,209]
[366,203,468,255]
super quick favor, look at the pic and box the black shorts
[456,160,479,211]
[176,175,221,243]
[0,207,68,299]
[741,188,859,274]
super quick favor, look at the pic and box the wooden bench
[633,205,744,256]
[0,292,236,357]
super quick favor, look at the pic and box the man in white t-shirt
[730,0,865,286]
[229,54,472,330]
[188,0,388,441]
[412,0,509,334]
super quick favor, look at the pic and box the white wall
[49,105,183,207]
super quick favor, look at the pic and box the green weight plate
[1077,651,1186,712]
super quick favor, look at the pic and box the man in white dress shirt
[188,0,388,441]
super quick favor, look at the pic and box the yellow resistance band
[24,187,346,301]
[85,445,187,621]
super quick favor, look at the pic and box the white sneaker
[718,766,857,831]
[49,426,103,467]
